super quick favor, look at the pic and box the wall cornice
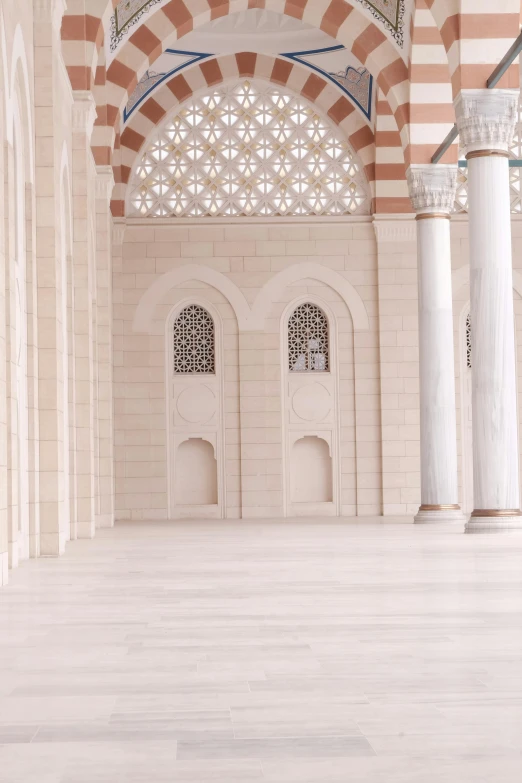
[372,215,416,243]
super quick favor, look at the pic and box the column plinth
[407,165,464,526]
[455,89,522,534]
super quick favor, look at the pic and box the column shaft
[455,89,522,533]
[468,153,521,526]
[407,165,463,524]
[416,216,460,521]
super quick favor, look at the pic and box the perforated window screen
[288,303,329,372]
[128,79,370,218]
[173,305,215,374]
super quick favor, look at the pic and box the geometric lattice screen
[173,305,215,374]
[128,79,370,218]
[288,303,329,372]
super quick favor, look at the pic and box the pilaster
[373,216,419,516]
[71,90,97,539]
[95,165,115,528]
[33,0,67,555]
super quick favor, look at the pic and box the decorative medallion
[282,45,373,121]
[355,0,406,47]
[110,0,163,52]
[292,384,331,422]
[176,386,216,423]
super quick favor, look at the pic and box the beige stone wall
[0,0,111,583]
[0,0,37,580]
[113,219,383,520]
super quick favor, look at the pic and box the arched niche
[282,295,343,518]
[291,436,333,505]
[167,300,225,519]
[175,438,218,508]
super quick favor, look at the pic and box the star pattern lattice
[173,305,215,374]
[128,80,370,218]
[288,303,329,373]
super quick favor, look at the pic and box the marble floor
[1,519,522,782]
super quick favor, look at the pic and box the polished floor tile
[1,519,522,781]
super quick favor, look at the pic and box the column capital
[95,165,115,202]
[33,0,67,30]
[406,164,457,215]
[72,91,97,141]
[454,89,518,155]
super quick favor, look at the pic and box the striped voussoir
[425,0,520,93]
[109,51,377,217]
[64,1,410,170]
[374,90,409,214]
[407,0,456,166]
[61,0,117,91]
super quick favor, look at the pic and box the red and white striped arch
[110,51,376,216]
[425,0,520,95]
[374,90,409,213]
[61,0,114,91]
[407,0,456,166]
[62,1,409,168]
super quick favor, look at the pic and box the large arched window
[288,303,329,372]
[128,79,370,218]
[173,305,215,374]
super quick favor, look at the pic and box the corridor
[1,520,522,782]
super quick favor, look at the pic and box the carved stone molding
[33,0,67,30]
[112,221,126,246]
[95,165,115,202]
[372,217,416,243]
[407,165,457,214]
[72,91,97,140]
[454,89,519,155]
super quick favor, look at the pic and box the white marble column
[407,166,463,524]
[455,89,522,533]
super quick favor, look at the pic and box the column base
[0,551,8,586]
[465,510,522,534]
[76,521,95,539]
[95,513,114,529]
[8,540,19,569]
[414,504,465,524]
